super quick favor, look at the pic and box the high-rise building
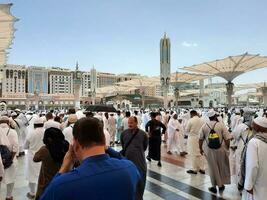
[48,67,73,94]
[27,66,48,94]
[97,72,116,88]
[2,64,27,94]
[81,72,91,97]
[116,73,140,83]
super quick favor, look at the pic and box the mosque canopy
[170,72,208,86]
[96,85,137,95]
[0,3,18,66]
[116,76,160,87]
[116,72,208,88]
[181,53,267,82]
[236,82,267,90]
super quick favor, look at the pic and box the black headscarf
[43,127,69,163]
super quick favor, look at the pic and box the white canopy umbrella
[0,3,18,65]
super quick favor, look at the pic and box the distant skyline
[2,0,267,84]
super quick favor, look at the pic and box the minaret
[160,33,171,109]
[73,61,82,109]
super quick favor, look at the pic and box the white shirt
[233,123,250,150]
[167,118,182,135]
[104,129,110,147]
[186,116,204,137]
[24,127,45,153]
[63,124,74,144]
[0,124,19,154]
[103,117,109,131]
[44,119,61,130]
[108,116,116,130]
[135,115,142,128]
[244,136,267,200]
[231,115,242,131]
[0,125,11,177]
[122,117,129,131]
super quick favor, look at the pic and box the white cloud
[182,41,198,47]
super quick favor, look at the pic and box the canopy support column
[226,82,234,108]
[261,83,267,107]
[163,86,168,109]
[174,88,179,108]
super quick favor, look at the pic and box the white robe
[14,116,27,153]
[24,127,44,183]
[44,119,61,130]
[232,123,252,184]
[167,118,184,152]
[0,124,19,184]
[243,136,267,200]
[63,124,74,144]
[231,115,243,132]
[186,116,204,156]
[104,129,110,147]
[0,127,10,179]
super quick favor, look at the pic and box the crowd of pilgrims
[0,107,266,200]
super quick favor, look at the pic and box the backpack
[0,128,13,169]
[206,122,222,149]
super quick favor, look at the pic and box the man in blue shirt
[40,117,141,200]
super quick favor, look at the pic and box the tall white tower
[73,61,82,109]
[90,67,97,105]
[160,33,171,109]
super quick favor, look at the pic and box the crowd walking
[0,107,266,200]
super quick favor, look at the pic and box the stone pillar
[174,88,179,107]
[199,79,204,97]
[261,87,267,107]
[225,82,234,108]
[163,85,168,109]
[141,87,145,108]
[74,83,81,109]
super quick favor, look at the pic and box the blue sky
[2,0,267,84]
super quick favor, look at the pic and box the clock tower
[73,61,82,109]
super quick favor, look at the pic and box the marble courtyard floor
[1,145,241,200]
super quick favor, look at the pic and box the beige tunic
[199,121,232,187]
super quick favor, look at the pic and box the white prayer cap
[253,117,267,128]
[26,111,33,115]
[14,108,21,112]
[207,110,216,118]
[68,114,78,123]
[0,116,9,121]
[34,118,44,125]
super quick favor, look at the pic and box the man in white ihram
[186,110,205,174]
[24,118,45,199]
[0,116,19,200]
[242,116,267,200]
[167,113,186,156]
